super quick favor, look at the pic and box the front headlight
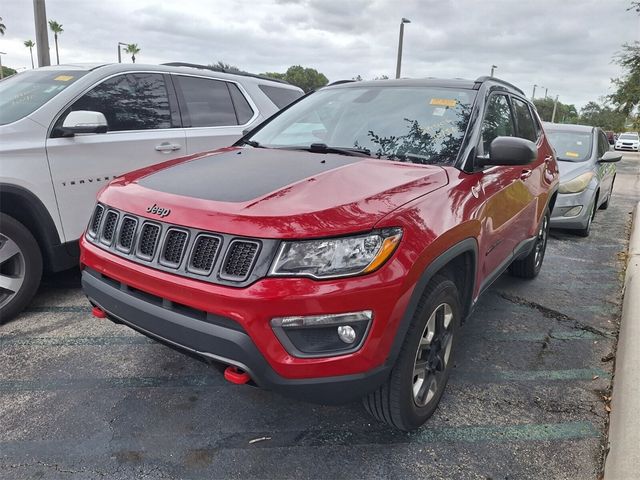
[559,172,594,194]
[270,228,402,279]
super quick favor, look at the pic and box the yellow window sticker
[565,151,579,158]
[54,75,74,81]
[430,98,457,108]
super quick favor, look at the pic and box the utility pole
[531,84,538,101]
[490,65,497,77]
[33,0,51,67]
[395,18,411,79]
[117,42,128,63]
[551,95,559,123]
[544,87,548,99]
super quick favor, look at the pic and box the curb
[604,201,640,480]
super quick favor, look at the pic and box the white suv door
[172,74,257,154]
[45,72,186,241]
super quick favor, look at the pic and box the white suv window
[174,75,244,127]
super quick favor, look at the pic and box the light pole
[395,18,411,79]
[531,84,538,100]
[544,87,548,99]
[490,65,497,77]
[0,52,6,80]
[551,95,559,123]
[117,42,128,63]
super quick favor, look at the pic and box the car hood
[99,147,449,238]
[557,159,593,182]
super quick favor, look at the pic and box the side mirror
[60,110,108,136]
[599,151,622,162]
[478,136,537,167]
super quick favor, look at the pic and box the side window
[228,83,254,124]
[175,76,238,127]
[258,84,304,109]
[512,97,537,142]
[598,131,609,157]
[63,73,172,131]
[481,94,515,154]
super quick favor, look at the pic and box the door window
[175,76,239,127]
[512,97,537,142]
[228,83,254,124]
[481,94,515,154]
[58,73,172,132]
[598,130,609,157]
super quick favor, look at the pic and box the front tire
[575,198,596,237]
[0,214,43,323]
[363,275,461,431]
[510,208,550,278]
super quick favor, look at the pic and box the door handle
[155,142,182,153]
[520,169,533,179]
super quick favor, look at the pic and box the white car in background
[614,132,639,151]
[0,62,303,320]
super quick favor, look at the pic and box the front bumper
[615,144,639,151]
[79,237,410,403]
[550,188,596,230]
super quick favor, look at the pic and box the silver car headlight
[269,228,402,279]
[559,171,594,194]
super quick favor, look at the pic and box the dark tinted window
[228,83,254,124]
[598,130,610,157]
[258,84,303,109]
[481,94,514,153]
[512,98,537,141]
[175,76,237,127]
[66,73,171,131]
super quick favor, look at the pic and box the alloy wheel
[534,214,549,269]
[0,233,26,310]
[412,302,454,407]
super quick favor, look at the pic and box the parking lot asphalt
[1,152,639,480]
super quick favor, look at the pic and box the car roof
[543,122,595,133]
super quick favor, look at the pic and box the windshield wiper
[238,139,263,148]
[277,143,373,157]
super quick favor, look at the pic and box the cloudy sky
[1,0,638,108]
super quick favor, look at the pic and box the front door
[45,72,186,242]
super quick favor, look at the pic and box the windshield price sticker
[54,75,74,81]
[430,98,457,108]
[565,151,579,157]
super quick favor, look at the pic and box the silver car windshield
[0,70,88,125]
[249,86,476,165]
[546,131,592,162]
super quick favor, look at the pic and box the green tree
[24,40,35,69]
[0,16,6,35]
[1,65,17,77]
[210,61,242,73]
[48,20,63,65]
[609,42,640,124]
[124,43,140,63]
[578,101,627,131]
[532,97,578,123]
[260,65,329,92]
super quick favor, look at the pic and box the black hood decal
[137,148,359,202]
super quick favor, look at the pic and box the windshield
[546,130,592,162]
[0,70,88,125]
[249,86,476,165]
[619,134,638,140]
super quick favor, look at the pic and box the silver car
[544,123,621,237]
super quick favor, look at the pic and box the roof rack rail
[327,79,356,86]
[161,62,291,85]
[473,76,525,96]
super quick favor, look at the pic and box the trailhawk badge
[146,204,171,218]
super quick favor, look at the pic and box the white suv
[614,132,639,151]
[0,62,303,320]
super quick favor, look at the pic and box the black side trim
[476,235,536,296]
[386,238,478,366]
[0,184,76,272]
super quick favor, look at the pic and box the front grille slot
[100,211,119,244]
[188,234,221,274]
[137,223,161,260]
[89,205,105,237]
[117,217,138,252]
[160,229,188,267]
[220,240,260,281]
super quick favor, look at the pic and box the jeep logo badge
[146,203,171,218]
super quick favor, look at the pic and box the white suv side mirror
[61,110,108,135]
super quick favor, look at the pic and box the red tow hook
[92,306,107,319]
[224,366,251,384]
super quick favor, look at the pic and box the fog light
[564,206,583,217]
[271,311,373,357]
[337,325,356,344]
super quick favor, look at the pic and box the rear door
[172,75,256,154]
[45,72,186,241]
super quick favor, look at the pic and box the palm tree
[124,43,140,63]
[0,17,6,35]
[24,40,35,69]
[48,20,63,65]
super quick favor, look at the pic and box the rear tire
[363,275,461,431]
[0,214,43,323]
[510,208,550,279]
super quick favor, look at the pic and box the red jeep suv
[80,76,558,430]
